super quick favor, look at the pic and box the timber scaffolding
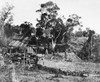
[8,33,46,57]
[8,34,35,55]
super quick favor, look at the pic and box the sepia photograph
[0,0,100,82]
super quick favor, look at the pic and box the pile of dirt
[66,52,82,62]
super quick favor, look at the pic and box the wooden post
[65,49,68,61]
[23,47,26,74]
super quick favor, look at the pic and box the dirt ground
[0,54,100,82]
[13,71,100,82]
[0,60,100,82]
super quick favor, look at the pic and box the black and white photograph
[0,0,100,82]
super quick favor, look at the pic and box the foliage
[20,21,33,36]
[0,3,14,34]
[36,1,81,53]
[4,23,14,38]
[91,34,100,62]
[74,28,83,37]
[72,29,96,61]
[0,3,14,47]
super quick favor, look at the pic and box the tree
[92,34,100,62]
[20,21,34,41]
[36,1,81,53]
[0,3,14,46]
[36,1,60,52]
[60,14,82,49]
[0,3,14,35]
[77,29,95,60]
[4,23,14,38]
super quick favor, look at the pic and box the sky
[0,0,100,34]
